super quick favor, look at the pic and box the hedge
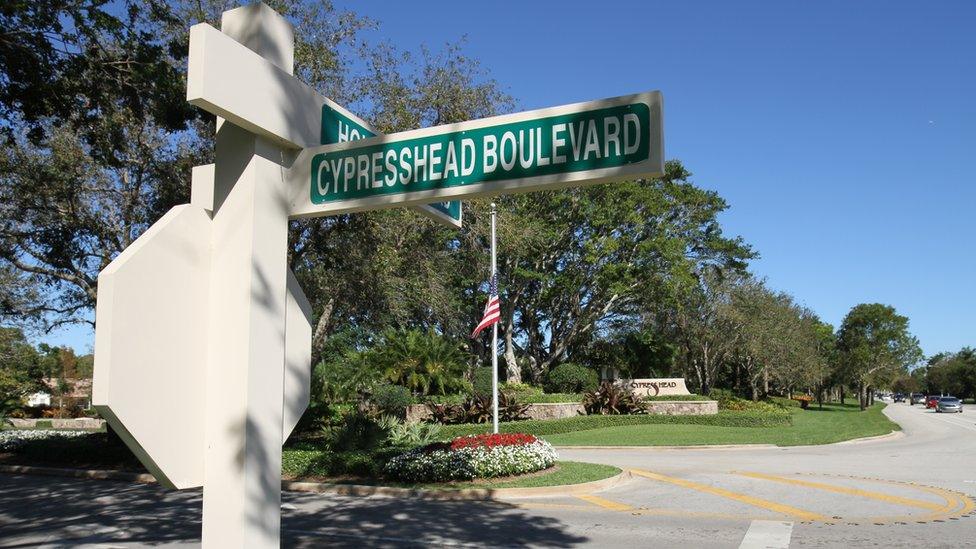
[436,409,793,439]
[415,392,582,405]
[281,448,394,478]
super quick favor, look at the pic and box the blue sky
[46,0,974,357]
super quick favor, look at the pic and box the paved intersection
[1,404,973,547]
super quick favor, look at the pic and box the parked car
[910,393,927,405]
[936,397,963,413]
[926,395,941,409]
[893,393,905,403]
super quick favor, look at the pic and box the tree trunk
[503,323,520,384]
[310,296,336,364]
[762,369,770,398]
[840,386,845,405]
[858,382,867,411]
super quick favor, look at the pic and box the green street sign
[321,103,462,225]
[288,91,663,218]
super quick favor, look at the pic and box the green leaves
[364,328,470,397]
[836,303,923,408]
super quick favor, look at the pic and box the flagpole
[490,202,499,434]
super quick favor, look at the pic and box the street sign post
[94,2,664,547]
[186,21,461,229]
[288,91,663,217]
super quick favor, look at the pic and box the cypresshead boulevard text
[309,103,652,203]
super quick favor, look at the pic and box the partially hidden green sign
[288,91,663,218]
[321,104,460,221]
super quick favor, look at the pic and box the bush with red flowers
[384,432,557,482]
[449,433,537,450]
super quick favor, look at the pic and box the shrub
[583,382,647,415]
[370,329,471,396]
[290,413,445,479]
[369,384,413,417]
[0,429,89,452]
[792,395,813,409]
[384,433,557,482]
[545,363,599,394]
[425,392,529,424]
[710,389,789,413]
[520,393,582,404]
[472,367,494,396]
[437,410,793,439]
[377,415,441,448]
[644,394,703,402]
[321,412,389,452]
[281,448,380,478]
[502,382,543,400]
[427,401,467,424]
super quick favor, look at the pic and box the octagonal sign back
[93,204,312,489]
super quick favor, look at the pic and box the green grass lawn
[543,402,898,447]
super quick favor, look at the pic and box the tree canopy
[1,1,951,415]
[837,303,923,409]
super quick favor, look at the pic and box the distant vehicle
[911,393,927,405]
[926,395,941,409]
[893,393,905,403]
[936,397,963,413]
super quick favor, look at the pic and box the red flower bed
[449,433,537,450]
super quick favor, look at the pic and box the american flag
[470,275,500,339]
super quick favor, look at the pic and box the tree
[495,161,752,382]
[661,270,738,396]
[361,328,470,396]
[576,329,674,380]
[724,278,827,400]
[891,375,920,396]
[836,303,923,410]
[0,0,513,349]
[0,327,53,413]
[0,0,203,329]
[924,348,976,399]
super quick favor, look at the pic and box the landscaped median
[437,407,793,439]
[544,402,898,447]
[0,428,622,496]
[0,401,899,494]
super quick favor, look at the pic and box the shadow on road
[0,474,587,547]
[282,490,587,548]
[0,474,200,546]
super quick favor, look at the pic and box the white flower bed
[0,429,91,452]
[384,436,558,482]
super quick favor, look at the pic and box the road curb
[827,429,904,445]
[0,464,156,483]
[555,444,779,451]
[0,464,631,501]
[283,469,632,500]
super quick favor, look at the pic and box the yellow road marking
[736,472,946,511]
[515,502,595,511]
[631,508,765,521]
[629,469,829,521]
[575,494,635,511]
[904,483,974,517]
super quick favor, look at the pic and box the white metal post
[491,202,499,434]
[201,4,292,548]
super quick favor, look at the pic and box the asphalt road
[1,403,973,548]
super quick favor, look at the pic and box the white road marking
[738,520,793,549]
[926,412,976,433]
